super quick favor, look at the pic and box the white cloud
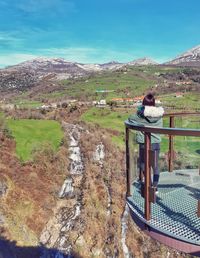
[0,32,23,44]
[0,53,38,68]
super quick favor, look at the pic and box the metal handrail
[125,121,200,137]
[125,112,200,221]
[164,112,200,117]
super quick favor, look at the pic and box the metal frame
[125,112,200,221]
[168,116,175,172]
[144,132,151,220]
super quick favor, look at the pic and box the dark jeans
[139,143,160,187]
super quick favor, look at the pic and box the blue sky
[0,0,200,67]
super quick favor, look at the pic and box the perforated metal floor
[127,169,200,245]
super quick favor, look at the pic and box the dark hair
[142,93,155,106]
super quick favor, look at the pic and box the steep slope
[166,45,200,66]
[0,108,186,258]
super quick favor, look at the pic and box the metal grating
[127,169,200,245]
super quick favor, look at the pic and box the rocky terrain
[161,68,200,82]
[0,69,39,91]
[0,45,200,94]
[0,56,158,93]
[166,45,200,66]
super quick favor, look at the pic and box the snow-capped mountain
[3,58,124,78]
[166,45,200,66]
[78,61,123,72]
[3,56,158,75]
[7,57,89,79]
[0,56,158,91]
[128,57,158,66]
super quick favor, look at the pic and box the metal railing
[125,112,200,221]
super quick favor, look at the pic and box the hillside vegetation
[0,63,199,257]
[0,112,68,249]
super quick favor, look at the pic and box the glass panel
[127,115,200,245]
[173,115,200,169]
[129,130,138,187]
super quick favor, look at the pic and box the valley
[0,45,200,258]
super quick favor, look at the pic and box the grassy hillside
[5,65,200,108]
[36,65,191,101]
[7,119,64,161]
[161,93,200,110]
[31,66,161,102]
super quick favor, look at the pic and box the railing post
[197,200,200,218]
[144,132,151,221]
[198,167,200,217]
[168,116,175,172]
[126,126,131,197]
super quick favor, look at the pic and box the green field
[81,107,133,131]
[7,119,64,161]
[161,93,200,110]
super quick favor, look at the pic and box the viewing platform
[125,113,200,256]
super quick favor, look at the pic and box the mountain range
[0,45,200,92]
[2,57,158,78]
[166,45,200,66]
[2,45,200,75]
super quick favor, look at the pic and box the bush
[0,114,13,138]
[0,114,6,131]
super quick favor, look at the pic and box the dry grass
[0,108,191,257]
[72,121,185,257]
[73,125,125,257]
[0,133,69,246]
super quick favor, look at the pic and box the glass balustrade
[125,113,200,248]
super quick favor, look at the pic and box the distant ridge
[165,45,200,66]
[0,56,159,91]
[0,56,159,85]
[1,44,200,92]
[128,57,158,66]
[2,56,159,73]
[2,45,200,74]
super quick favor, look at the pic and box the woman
[128,93,164,191]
